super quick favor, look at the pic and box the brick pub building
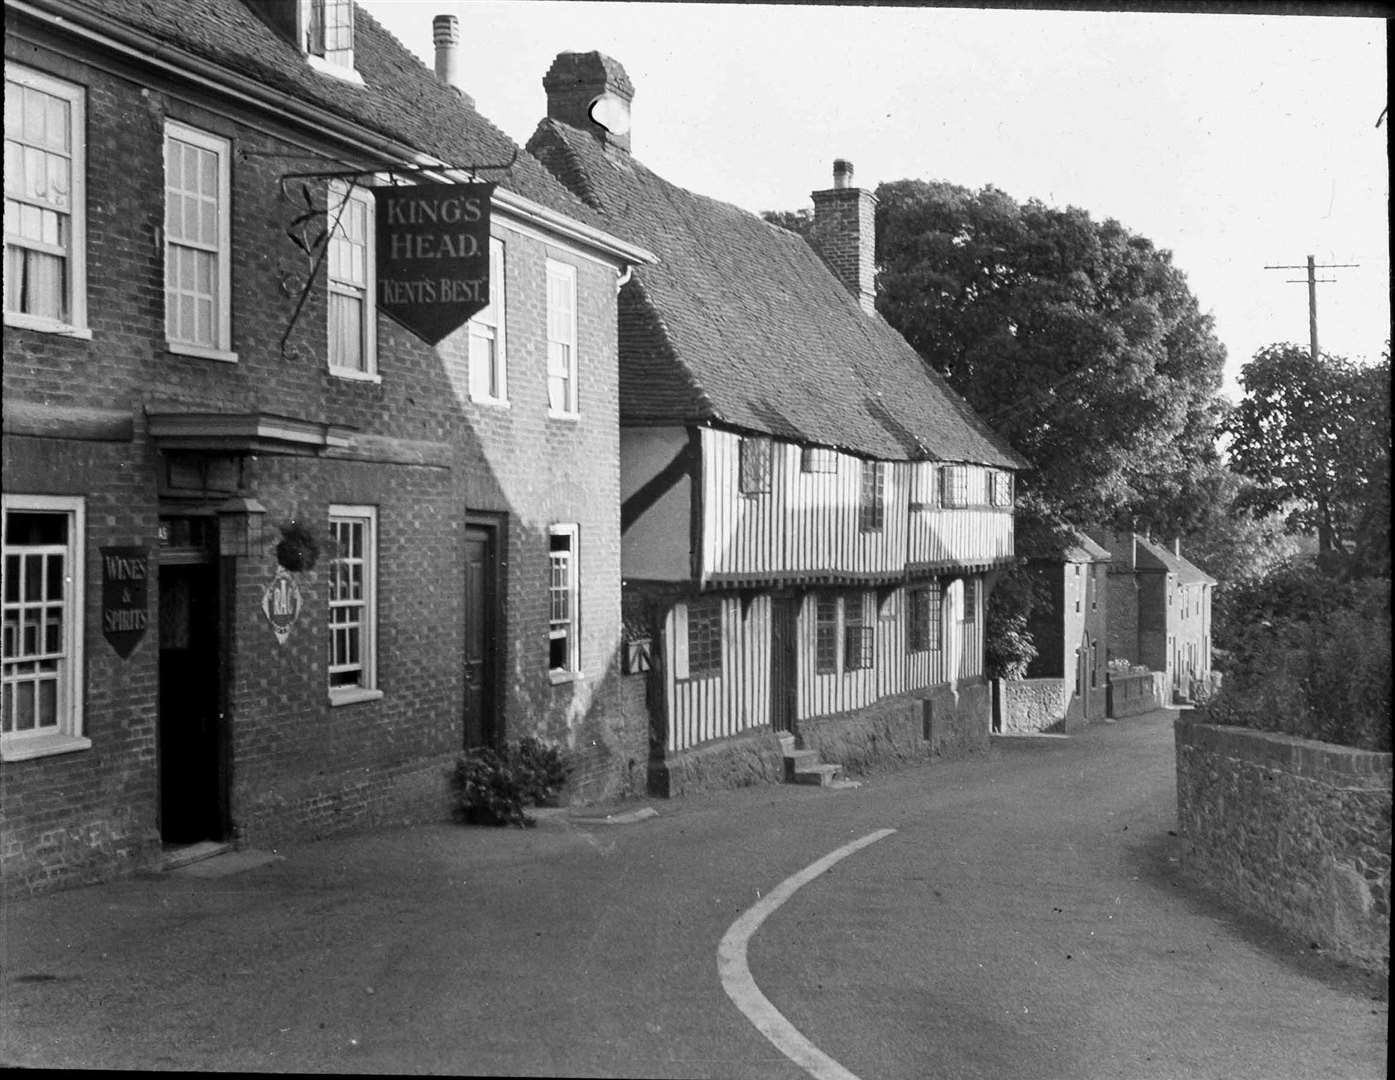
[2,0,651,893]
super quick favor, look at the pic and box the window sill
[1,732,93,761]
[547,411,580,422]
[329,686,384,707]
[4,313,93,339]
[167,342,238,364]
[329,367,382,384]
[549,670,584,686]
[471,396,511,409]
[307,54,365,84]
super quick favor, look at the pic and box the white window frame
[326,180,377,380]
[469,236,508,404]
[303,0,363,82]
[548,524,580,678]
[327,505,380,705]
[546,259,579,418]
[164,119,235,361]
[1,494,88,760]
[3,64,89,338]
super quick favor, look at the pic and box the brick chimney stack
[811,159,877,316]
[543,52,634,154]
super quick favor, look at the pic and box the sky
[362,1,1390,398]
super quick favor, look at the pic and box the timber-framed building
[529,53,1027,792]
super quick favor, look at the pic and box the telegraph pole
[1263,254,1359,361]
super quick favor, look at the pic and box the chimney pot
[433,14,470,101]
[833,159,854,189]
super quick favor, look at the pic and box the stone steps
[778,733,861,789]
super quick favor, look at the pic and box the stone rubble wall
[1108,671,1165,718]
[796,680,990,775]
[1175,717,1391,975]
[1002,678,1073,734]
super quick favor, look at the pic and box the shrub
[1203,568,1391,752]
[512,736,571,806]
[453,738,573,828]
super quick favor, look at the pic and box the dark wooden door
[463,524,499,749]
[770,597,797,733]
[158,561,223,844]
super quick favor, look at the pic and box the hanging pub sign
[100,546,149,658]
[375,181,495,346]
[261,567,303,646]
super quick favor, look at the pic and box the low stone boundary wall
[647,727,785,798]
[797,680,990,775]
[1001,677,1073,734]
[1108,671,1163,718]
[1175,717,1392,975]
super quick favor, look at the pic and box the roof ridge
[526,101,1024,467]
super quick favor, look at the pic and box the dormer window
[308,0,352,63]
[304,0,360,81]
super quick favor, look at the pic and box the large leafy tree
[864,179,1228,536]
[1224,344,1390,569]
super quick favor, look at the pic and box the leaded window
[740,437,771,495]
[686,598,722,678]
[859,460,885,532]
[844,592,874,671]
[815,593,839,675]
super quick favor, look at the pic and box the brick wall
[1175,716,1392,975]
[1,435,163,896]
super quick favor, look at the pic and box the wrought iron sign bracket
[265,148,518,356]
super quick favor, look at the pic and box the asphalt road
[1,709,1386,1077]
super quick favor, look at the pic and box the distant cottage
[1091,531,1216,704]
[528,53,1028,791]
[1002,530,1111,734]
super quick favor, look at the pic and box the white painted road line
[717,828,898,1080]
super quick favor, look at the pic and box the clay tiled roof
[528,119,1025,468]
[1135,536,1217,585]
[1025,528,1112,563]
[46,0,608,226]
